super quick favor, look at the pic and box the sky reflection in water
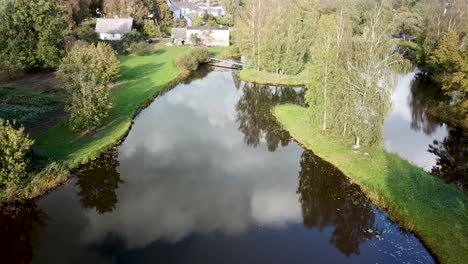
[4,69,436,264]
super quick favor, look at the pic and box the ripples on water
[0,67,440,264]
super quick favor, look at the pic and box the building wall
[99,33,123,41]
[186,29,229,47]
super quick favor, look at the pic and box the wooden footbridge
[208,57,247,69]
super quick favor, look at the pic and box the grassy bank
[34,46,193,166]
[274,104,468,264]
[239,68,307,86]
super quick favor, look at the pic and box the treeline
[234,0,466,144]
[234,0,317,75]
[392,0,468,123]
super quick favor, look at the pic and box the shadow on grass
[120,62,164,82]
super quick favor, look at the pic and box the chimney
[206,0,211,14]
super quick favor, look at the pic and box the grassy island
[239,68,308,86]
[273,104,468,264]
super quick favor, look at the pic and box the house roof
[174,1,197,9]
[95,18,133,34]
[187,26,229,31]
[171,28,187,39]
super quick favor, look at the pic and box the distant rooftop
[95,18,133,34]
[187,26,229,30]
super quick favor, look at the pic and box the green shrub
[192,47,209,63]
[175,54,199,71]
[129,42,155,56]
[190,33,202,46]
[122,29,143,50]
[0,119,34,186]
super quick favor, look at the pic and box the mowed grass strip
[273,104,468,264]
[239,68,308,86]
[35,45,193,167]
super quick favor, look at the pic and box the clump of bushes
[0,119,34,186]
[130,42,155,56]
[174,47,210,71]
[175,54,199,71]
[192,47,209,63]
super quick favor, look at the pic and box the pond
[0,66,449,264]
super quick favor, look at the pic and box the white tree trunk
[353,136,361,149]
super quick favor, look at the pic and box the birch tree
[345,7,410,147]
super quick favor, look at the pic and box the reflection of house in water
[171,26,230,46]
[95,18,133,41]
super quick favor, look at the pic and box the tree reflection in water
[0,202,45,264]
[75,149,123,214]
[409,73,447,135]
[297,150,376,256]
[236,83,305,151]
[429,129,468,190]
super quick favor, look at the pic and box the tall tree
[103,0,172,26]
[0,0,67,71]
[235,0,315,74]
[56,0,91,26]
[57,43,119,131]
[345,7,409,147]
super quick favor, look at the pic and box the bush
[122,29,143,50]
[130,42,155,56]
[192,47,209,63]
[175,54,199,71]
[190,33,202,46]
[0,119,34,186]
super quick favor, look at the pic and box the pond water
[384,71,467,189]
[2,66,458,264]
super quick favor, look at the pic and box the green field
[273,104,468,264]
[35,45,193,167]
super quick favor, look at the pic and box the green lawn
[35,45,193,167]
[274,104,468,264]
[239,68,308,86]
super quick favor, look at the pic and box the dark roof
[95,18,133,34]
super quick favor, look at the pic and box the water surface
[1,67,438,263]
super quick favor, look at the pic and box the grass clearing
[273,104,468,264]
[239,67,308,86]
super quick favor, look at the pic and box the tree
[192,14,204,27]
[0,119,34,186]
[345,7,410,147]
[57,43,119,131]
[56,0,91,26]
[103,0,173,33]
[234,0,314,74]
[429,31,468,118]
[392,11,423,38]
[0,0,67,71]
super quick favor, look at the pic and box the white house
[95,18,133,41]
[171,26,230,47]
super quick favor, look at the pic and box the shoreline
[1,46,197,203]
[273,104,468,264]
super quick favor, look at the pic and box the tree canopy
[0,0,67,71]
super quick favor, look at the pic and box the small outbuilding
[171,26,230,47]
[95,18,133,41]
